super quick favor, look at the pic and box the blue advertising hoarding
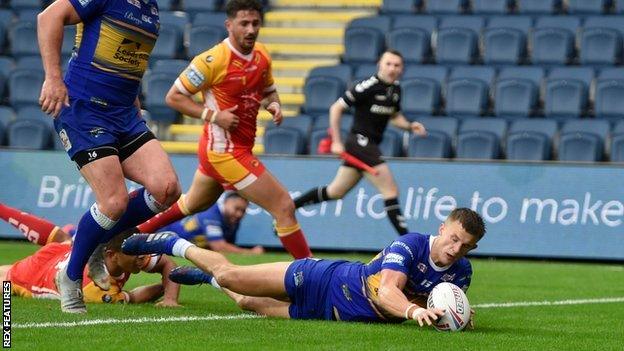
[1,150,622,260]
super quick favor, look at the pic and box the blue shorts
[284,258,348,320]
[54,97,150,159]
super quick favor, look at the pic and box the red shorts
[7,242,71,298]
[197,135,265,190]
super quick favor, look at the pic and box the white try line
[13,297,624,329]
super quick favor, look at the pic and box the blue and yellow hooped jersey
[66,0,159,106]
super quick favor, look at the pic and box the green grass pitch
[2,240,623,350]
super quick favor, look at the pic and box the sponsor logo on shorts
[293,271,304,287]
[356,134,368,147]
[59,129,72,151]
[185,65,205,87]
[90,96,108,106]
[341,284,352,301]
[89,127,106,138]
[382,253,405,266]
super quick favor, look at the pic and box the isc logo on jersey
[382,253,405,266]
[185,64,205,87]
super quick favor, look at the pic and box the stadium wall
[1,150,622,261]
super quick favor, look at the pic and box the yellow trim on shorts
[207,151,251,185]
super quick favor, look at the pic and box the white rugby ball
[426,282,471,332]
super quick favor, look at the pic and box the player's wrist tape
[404,304,417,320]
[411,308,426,320]
[267,102,280,110]
[201,108,217,123]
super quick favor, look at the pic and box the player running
[122,208,483,325]
[136,0,311,258]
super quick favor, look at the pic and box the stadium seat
[157,0,176,11]
[610,121,624,162]
[456,118,507,159]
[312,114,353,132]
[353,63,377,82]
[16,9,39,24]
[16,56,42,70]
[159,11,190,37]
[349,16,392,34]
[308,65,352,87]
[424,0,468,14]
[494,67,544,118]
[483,16,532,65]
[401,65,447,115]
[11,0,42,11]
[530,16,580,65]
[278,114,314,140]
[544,67,594,119]
[579,17,624,66]
[308,128,348,155]
[516,0,562,14]
[182,0,221,12]
[436,16,484,65]
[558,120,610,161]
[187,25,227,58]
[392,15,437,33]
[143,72,179,125]
[0,56,15,81]
[7,118,51,150]
[151,59,189,75]
[594,68,624,120]
[472,0,512,14]
[378,127,404,157]
[192,12,227,27]
[407,116,457,158]
[380,0,421,14]
[9,21,39,58]
[506,119,558,160]
[343,27,385,64]
[61,26,76,62]
[0,106,15,144]
[0,9,15,32]
[387,27,431,64]
[302,72,347,115]
[263,127,306,155]
[9,68,44,109]
[445,66,495,116]
[151,26,182,60]
[567,0,612,14]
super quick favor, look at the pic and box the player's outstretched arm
[150,256,181,307]
[377,269,445,326]
[126,284,164,304]
[390,113,427,136]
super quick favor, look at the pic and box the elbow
[165,91,178,109]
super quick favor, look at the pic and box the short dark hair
[105,228,139,252]
[225,0,263,18]
[446,208,486,240]
[379,49,403,61]
[224,191,248,202]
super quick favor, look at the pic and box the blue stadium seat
[544,67,594,119]
[159,11,190,36]
[472,0,512,14]
[568,0,612,14]
[595,68,624,120]
[407,116,457,158]
[516,0,562,14]
[401,65,447,115]
[456,118,507,159]
[380,0,421,14]
[483,16,532,65]
[436,16,484,65]
[158,0,177,11]
[61,26,76,62]
[263,127,306,155]
[143,72,179,125]
[151,26,182,60]
[494,67,544,118]
[312,114,353,132]
[7,118,51,150]
[182,0,221,12]
[0,56,15,81]
[302,72,347,115]
[308,128,348,155]
[11,0,42,11]
[530,16,580,65]
[151,59,189,75]
[387,27,431,64]
[353,64,377,82]
[192,12,227,27]
[278,115,314,139]
[343,27,385,64]
[0,106,15,144]
[446,66,495,116]
[349,16,392,34]
[558,120,610,161]
[506,119,558,160]
[9,68,44,109]
[308,65,352,86]
[379,127,404,157]
[424,0,468,14]
[16,9,39,24]
[187,25,227,58]
[579,17,624,66]
[610,121,624,162]
[0,9,15,32]
[16,55,42,70]
[9,21,39,58]
[0,120,4,145]
[392,15,437,32]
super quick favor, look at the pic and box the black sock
[384,197,408,235]
[294,186,329,208]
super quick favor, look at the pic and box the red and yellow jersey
[175,38,276,153]
[7,242,160,304]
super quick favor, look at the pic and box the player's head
[104,229,148,274]
[432,208,486,266]
[377,50,404,83]
[225,0,263,54]
[222,192,249,226]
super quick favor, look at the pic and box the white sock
[209,277,221,289]
[172,239,195,258]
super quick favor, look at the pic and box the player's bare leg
[325,166,363,199]
[221,288,291,318]
[364,163,408,235]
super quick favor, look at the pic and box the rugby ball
[426,282,471,332]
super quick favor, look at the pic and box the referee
[294,50,426,235]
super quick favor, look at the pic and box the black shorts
[343,133,384,169]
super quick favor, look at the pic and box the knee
[146,177,181,207]
[236,296,258,312]
[97,193,129,220]
[212,264,238,290]
[270,196,296,221]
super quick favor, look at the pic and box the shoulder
[253,41,272,62]
[353,75,380,94]
[194,42,230,69]
[454,257,473,274]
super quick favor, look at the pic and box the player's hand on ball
[410,121,427,136]
[330,141,345,155]
[39,76,70,118]
[215,105,239,130]
[155,300,182,308]
[266,102,282,126]
[412,307,445,327]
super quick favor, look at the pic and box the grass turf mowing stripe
[13,314,263,329]
[473,296,624,308]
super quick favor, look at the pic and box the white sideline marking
[473,296,624,309]
[13,314,263,329]
[13,297,624,329]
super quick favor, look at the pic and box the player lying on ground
[0,203,180,306]
[123,208,484,325]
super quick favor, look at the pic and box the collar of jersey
[225,38,254,61]
[428,235,452,272]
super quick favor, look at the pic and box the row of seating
[263,115,624,162]
[345,14,624,66]
[382,0,620,15]
[302,64,624,121]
